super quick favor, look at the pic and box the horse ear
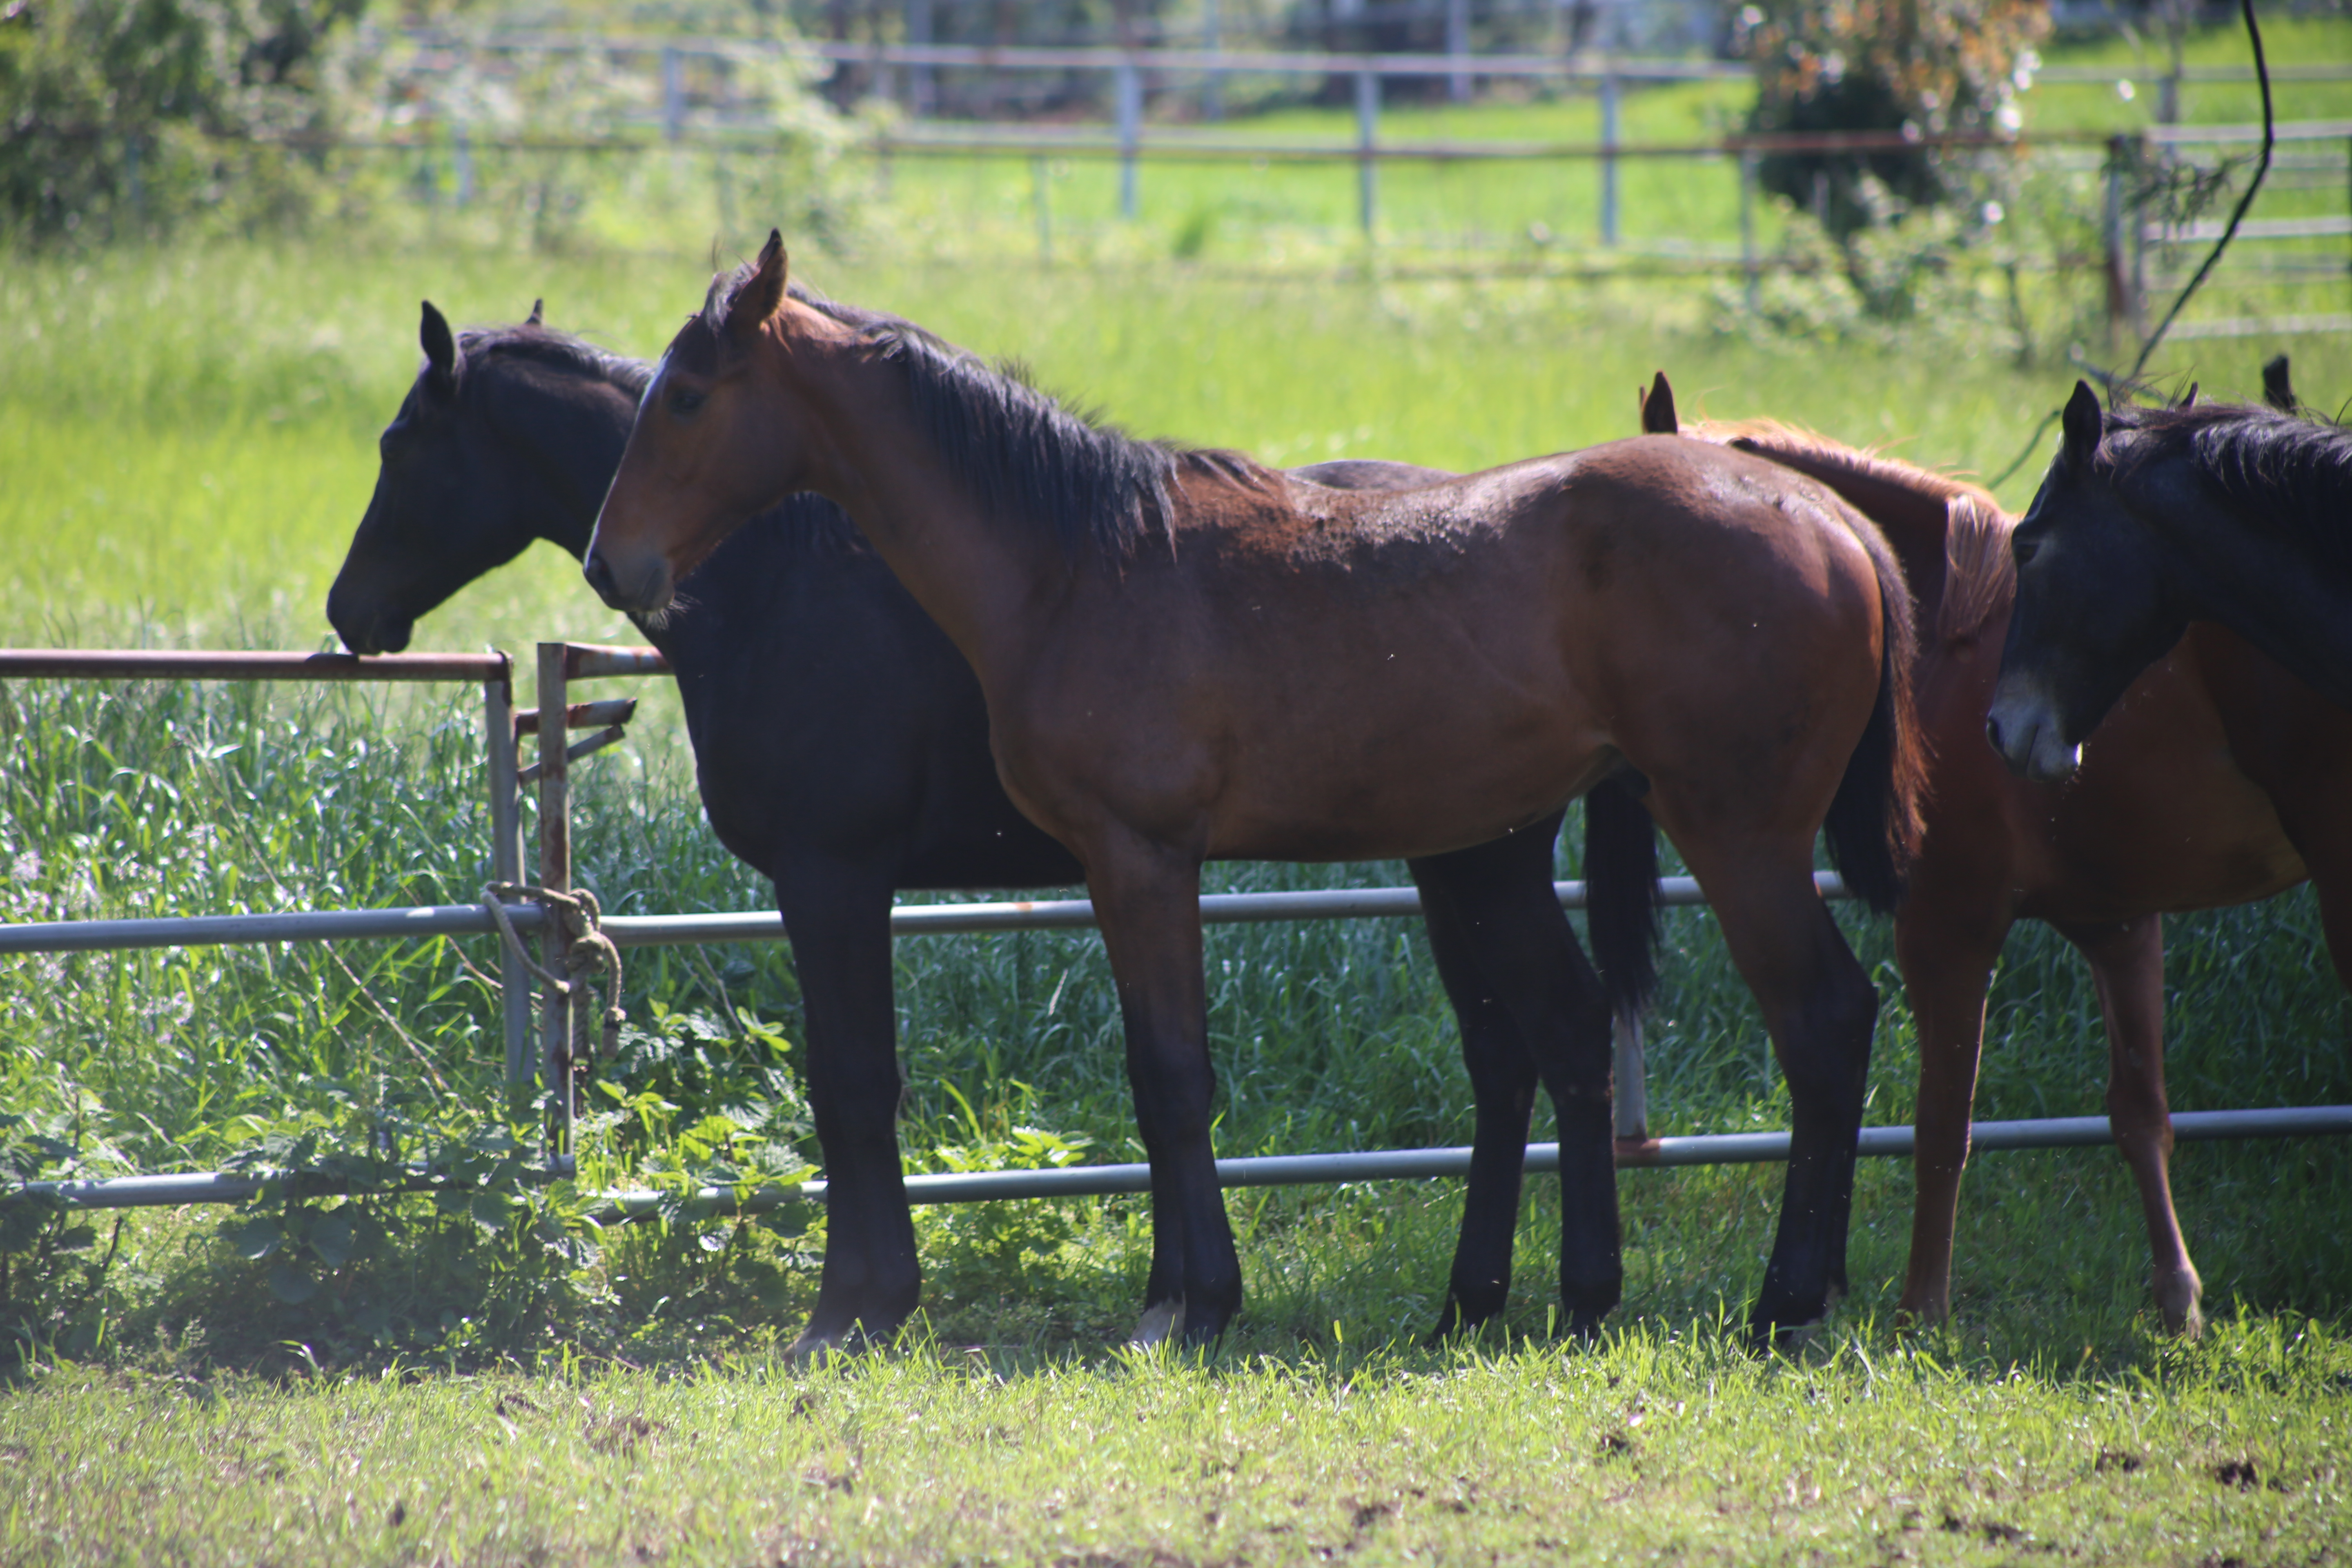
[724,230,790,345]
[2263,353,2296,412]
[420,301,461,394]
[2060,380,2103,461]
[1640,371,1678,434]
[526,298,543,327]
[2175,382,2198,408]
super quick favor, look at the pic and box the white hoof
[1130,1298,1186,1348]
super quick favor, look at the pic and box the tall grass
[2,212,2351,1367]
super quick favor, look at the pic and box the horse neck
[477,357,641,561]
[780,329,1069,679]
[2137,452,2352,708]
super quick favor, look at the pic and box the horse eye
[2013,536,2041,567]
[670,388,707,417]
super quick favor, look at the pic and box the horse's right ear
[526,298,544,327]
[1640,371,1678,434]
[2060,379,2103,462]
[2263,353,2296,412]
[724,230,790,345]
[420,301,461,395]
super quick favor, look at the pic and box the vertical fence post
[1447,0,1471,103]
[1356,68,1379,240]
[2103,135,2130,346]
[906,0,934,117]
[662,46,685,143]
[483,659,532,1103]
[1202,0,1223,121]
[1739,148,1760,312]
[1032,155,1052,264]
[1599,67,1621,247]
[1613,1013,1648,1143]
[535,643,574,1153]
[1117,58,1142,220]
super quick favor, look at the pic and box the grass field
[6,17,2352,1559]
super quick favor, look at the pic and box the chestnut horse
[327,302,1670,1356]
[1644,376,2352,1333]
[584,236,1924,1345]
[1991,381,2352,780]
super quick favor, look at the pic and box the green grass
[6,1318,2350,1565]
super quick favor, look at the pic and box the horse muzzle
[582,547,673,617]
[1984,677,2082,783]
[327,597,415,657]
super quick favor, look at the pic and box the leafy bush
[1740,0,2047,238]
[0,0,369,240]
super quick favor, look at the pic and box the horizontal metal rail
[29,1107,2352,1213]
[0,875,1850,956]
[0,649,508,682]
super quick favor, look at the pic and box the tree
[1741,0,2047,238]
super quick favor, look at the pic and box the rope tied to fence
[481,882,626,1067]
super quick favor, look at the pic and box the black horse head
[327,301,644,654]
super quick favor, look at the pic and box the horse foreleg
[2059,914,2202,1338]
[1893,904,2005,1328]
[1686,847,1879,1346]
[774,857,922,1363]
[1085,831,1239,1349]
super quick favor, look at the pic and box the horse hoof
[1130,1298,1186,1348]
[2156,1270,2206,1339]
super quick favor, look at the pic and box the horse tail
[1822,514,1927,915]
[1584,771,1661,1021]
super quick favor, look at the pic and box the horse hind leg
[1891,899,2007,1329]
[2058,915,2203,1338]
[1675,838,1879,1346]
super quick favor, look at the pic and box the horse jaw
[1984,674,2083,782]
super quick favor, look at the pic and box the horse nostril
[583,552,617,599]
[1984,714,2005,753]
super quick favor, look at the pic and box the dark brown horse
[1991,381,2352,780]
[583,236,1925,1345]
[328,301,1665,1354]
[1650,381,2352,1334]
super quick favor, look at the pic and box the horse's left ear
[724,230,790,345]
[420,301,461,396]
[526,298,544,327]
[1640,371,1678,434]
[2060,379,2103,461]
[2175,382,2198,408]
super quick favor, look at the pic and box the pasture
[8,33,2352,1552]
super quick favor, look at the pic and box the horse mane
[2102,401,2352,580]
[459,323,653,398]
[1686,417,2017,641]
[458,320,867,557]
[701,263,1270,562]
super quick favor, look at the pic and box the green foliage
[1743,0,2050,236]
[0,0,370,240]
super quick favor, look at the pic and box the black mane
[2107,401,2352,579]
[457,321,866,556]
[701,264,1265,562]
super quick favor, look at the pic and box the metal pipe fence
[7,641,2350,1216]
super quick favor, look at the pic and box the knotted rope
[482,882,626,1070]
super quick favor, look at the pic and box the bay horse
[583,234,1925,1345]
[1642,375,2352,1334]
[327,300,1662,1355]
[1990,379,2352,781]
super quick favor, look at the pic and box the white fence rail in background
[7,642,2352,1216]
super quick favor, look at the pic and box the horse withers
[584,234,1925,1346]
[329,299,1658,1356]
[1990,379,2352,781]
